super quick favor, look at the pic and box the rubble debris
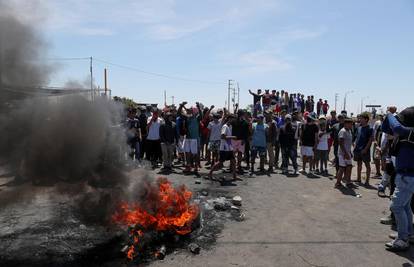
[121,245,129,254]
[195,180,201,184]
[212,197,231,211]
[232,196,242,206]
[230,205,240,211]
[188,243,201,254]
[155,245,167,259]
[235,212,246,222]
[200,189,209,196]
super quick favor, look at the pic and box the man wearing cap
[382,106,414,252]
[126,108,141,162]
[147,109,163,169]
[159,112,177,171]
[250,114,268,175]
[299,112,319,174]
[232,109,249,173]
[178,102,201,175]
[315,115,330,175]
[249,89,263,117]
[209,114,238,181]
[279,114,298,174]
[353,112,373,186]
[335,117,354,188]
[265,111,278,173]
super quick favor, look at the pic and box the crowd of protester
[123,89,414,253]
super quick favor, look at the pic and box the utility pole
[164,90,167,107]
[334,93,339,111]
[104,68,108,97]
[343,90,354,112]
[227,79,233,111]
[171,96,175,105]
[90,56,94,101]
[237,82,240,108]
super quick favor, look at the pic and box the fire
[112,177,199,260]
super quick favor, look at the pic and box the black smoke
[0,1,128,188]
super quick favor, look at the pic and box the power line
[93,57,225,85]
[45,57,90,61]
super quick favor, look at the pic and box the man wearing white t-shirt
[207,113,222,166]
[146,109,163,168]
[208,114,237,181]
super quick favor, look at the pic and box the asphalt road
[147,162,414,267]
[0,161,412,267]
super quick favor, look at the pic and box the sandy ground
[1,160,413,267]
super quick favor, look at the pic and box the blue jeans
[281,145,298,170]
[390,174,414,240]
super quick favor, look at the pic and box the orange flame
[112,177,199,260]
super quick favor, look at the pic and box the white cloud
[238,50,292,73]
[7,0,283,39]
[148,18,220,40]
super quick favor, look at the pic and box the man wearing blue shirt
[353,112,373,185]
[382,106,414,252]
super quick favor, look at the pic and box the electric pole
[343,90,354,112]
[164,90,167,107]
[237,82,240,109]
[334,93,339,111]
[227,79,233,111]
[104,68,108,97]
[90,56,94,101]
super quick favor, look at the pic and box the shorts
[338,153,353,167]
[315,150,328,161]
[372,145,381,160]
[353,150,371,163]
[208,140,220,153]
[183,138,198,155]
[231,140,245,153]
[301,146,314,157]
[251,146,267,157]
[219,151,234,162]
[176,136,185,153]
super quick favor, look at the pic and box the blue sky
[12,0,414,114]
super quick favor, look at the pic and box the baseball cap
[396,106,414,127]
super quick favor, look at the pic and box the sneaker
[385,239,409,252]
[315,169,320,174]
[380,215,395,225]
[389,233,414,244]
[299,169,307,175]
[293,169,298,175]
[378,189,387,198]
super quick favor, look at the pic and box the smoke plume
[0,1,128,188]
